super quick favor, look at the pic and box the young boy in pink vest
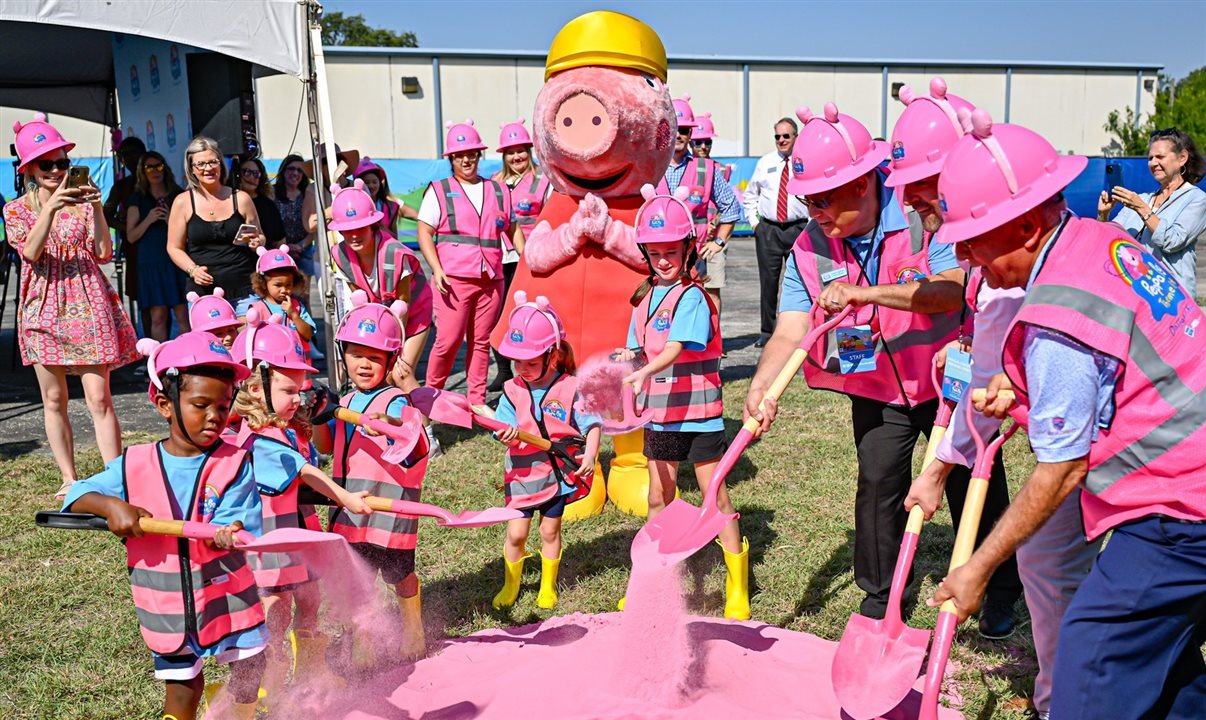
[928,109,1206,720]
[490,291,601,611]
[614,184,749,620]
[62,332,264,720]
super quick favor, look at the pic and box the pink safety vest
[512,169,551,230]
[791,208,960,407]
[1001,216,1206,540]
[333,232,433,337]
[430,177,512,280]
[634,281,724,423]
[233,424,321,589]
[501,374,582,509]
[656,155,716,248]
[123,442,264,655]
[245,298,311,355]
[331,387,428,550]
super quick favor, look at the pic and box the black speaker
[186,54,258,156]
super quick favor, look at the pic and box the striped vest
[333,232,433,337]
[792,206,960,407]
[233,425,321,589]
[634,281,724,424]
[245,298,310,354]
[430,176,512,280]
[331,387,428,550]
[1002,216,1206,540]
[123,442,264,655]
[502,374,581,508]
[656,155,716,248]
[513,169,551,229]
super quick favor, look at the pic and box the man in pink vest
[929,108,1206,720]
[744,102,966,620]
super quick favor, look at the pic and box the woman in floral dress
[4,114,139,499]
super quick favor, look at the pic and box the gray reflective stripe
[253,550,294,571]
[197,583,262,627]
[655,358,720,378]
[134,606,188,634]
[696,159,708,187]
[517,215,539,227]
[440,179,458,235]
[490,180,505,217]
[906,210,924,253]
[435,233,502,249]
[383,246,399,293]
[1087,390,1206,494]
[1024,285,1136,340]
[504,474,558,496]
[642,384,723,410]
[129,566,193,593]
[527,171,542,195]
[341,478,420,535]
[806,222,836,283]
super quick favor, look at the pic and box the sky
[328,0,1205,79]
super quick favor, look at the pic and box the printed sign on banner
[112,34,203,176]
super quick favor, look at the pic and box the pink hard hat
[443,119,488,157]
[256,244,298,274]
[335,290,407,353]
[497,291,567,360]
[187,288,241,333]
[671,95,699,128]
[232,306,317,373]
[786,102,889,196]
[354,156,387,181]
[13,113,76,173]
[935,108,1088,244]
[327,178,384,232]
[138,331,252,402]
[497,117,535,152]
[691,112,716,140]
[884,77,974,188]
[635,184,695,244]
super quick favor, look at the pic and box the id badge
[821,267,849,286]
[942,348,973,402]
[835,325,877,374]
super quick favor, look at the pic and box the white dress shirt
[742,150,808,227]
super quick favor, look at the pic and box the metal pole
[880,66,889,138]
[1004,67,1012,123]
[433,56,444,156]
[742,63,750,156]
[1134,69,1143,127]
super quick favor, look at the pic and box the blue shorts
[151,625,269,681]
[519,494,567,519]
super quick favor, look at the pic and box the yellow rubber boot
[198,682,225,718]
[607,429,652,516]
[255,639,290,709]
[536,550,562,609]
[492,551,531,609]
[617,596,626,611]
[719,537,751,620]
[291,629,345,689]
[399,586,426,662]
[231,702,257,720]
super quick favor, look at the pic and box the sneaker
[753,334,770,348]
[978,600,1017,640]
[425,426,443,459]
[470,403,496,420]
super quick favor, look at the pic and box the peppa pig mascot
[492,10,675,519]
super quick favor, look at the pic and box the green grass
[0,381,1042,719]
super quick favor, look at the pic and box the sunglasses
[37,158,71,172]
[1150,127,1179,140]
[144,163,165,173]
[677,127,693,136]
[692,139,713,147]
[801,191,837,210]
[775,133,796,141]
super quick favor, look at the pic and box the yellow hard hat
[545,10,667,82]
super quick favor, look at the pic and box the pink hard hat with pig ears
[884,77,975,188]
[327,178,384,232]
[635,183,695,244]
[186,287,240,334]
[786,102,890,196]
[256,244,298,275]
[497,291,567,360]
[497,117,535,152]
[13,113,76,173]
[232,306,316,373]
[443,119,488,157]
[335,290,407,353]
[139,331,251,403]
[691,112,717,140]
[671,95,699,128]
[934,108,1088,244]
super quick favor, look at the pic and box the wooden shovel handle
[139,518,188,536]
[469,413,553,451]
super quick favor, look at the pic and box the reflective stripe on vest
[501,374,580,508]
[1001,217,1206,540]
[123,442,263,655]
[332,387,428,550]
[432,177,510,280]
[514,170,550,227]
[634,282,724,423]
[792,204,959,407]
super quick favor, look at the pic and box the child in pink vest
[246,245,316,354]
[614,185,749,620]
[229,308,370,703]
[490,291,601,610]
[311,291,430,663]
[62,332,263,720]
[187,287,242,349]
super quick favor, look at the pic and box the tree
[321,11,417,48]
[1103,106,1150,157]
[1104,66,1206,156]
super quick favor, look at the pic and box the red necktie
[776,160,790,222]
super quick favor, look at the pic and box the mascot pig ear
[672,185,691,201]
[349,289,369,309]
[969,108,993,138]
[513,290,529,306]
[640,183,657,201]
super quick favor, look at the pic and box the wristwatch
[713,238,726,247]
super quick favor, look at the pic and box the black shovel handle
[36,511,110,531]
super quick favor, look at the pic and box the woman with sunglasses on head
[126,151,189,341]
[4,114,140,501]
[231,154,285,248]
[167,136,266,308]
[1099,127,1206,292]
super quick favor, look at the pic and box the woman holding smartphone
[167,135,265,306]
[3,114,139,500]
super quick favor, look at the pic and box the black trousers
[754,218,807,336]
[850,395,1023,619]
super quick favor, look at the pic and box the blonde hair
[493,147,538,186]
[233,369,313,440]
[183,135,226,189]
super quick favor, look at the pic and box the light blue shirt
[494,377,602,432]
[627,283,723,433]
[334,387,410,447]
[256,297,317,335]
[779,177,957,313]
[662,153,744,224]
[1112,182,1206,294]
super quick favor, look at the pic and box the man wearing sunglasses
[744,104,964,621]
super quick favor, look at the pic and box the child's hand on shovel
[621,368,648,395]
[211,521,246,551]
[363,412,401,437]
[339,490,374,515]
[107,501,152,539]
[494,426,521,446]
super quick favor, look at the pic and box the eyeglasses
[240,168,262,178]
[37,158,71,172]
[192,160,221,170]
[801,191,838,210]
[451,153,479,163]
[1150,127,1179,140]
[692,139,712,147]
[775,133,796,141]
[144,163,165,173]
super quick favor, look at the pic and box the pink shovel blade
[409,386,474,428]
[234,528,346,554]
[601,385,655,435]
[831,613,930,719]
[629,498,738,567]
[375,421,423,464]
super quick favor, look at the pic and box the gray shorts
[703,247,726,289]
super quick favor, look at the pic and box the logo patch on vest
[357,318,377,334]
[542,399,568,422]
[1110,239,1186,321]
[517,198,533,212]
[496,217,505,229]
[891,141,905,160]
[687,188,704,205]
[653,309,672,332]
[895,267,925,284]
[199,484,221,517]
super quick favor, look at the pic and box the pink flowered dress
[4,198,139,371]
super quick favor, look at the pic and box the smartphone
[66,165,90,189]
[232,223,258,246]
[1104,163,1124,193]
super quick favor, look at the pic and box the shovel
[334,407,422,464]
[629,305,854,568]
[297,487,525,529]
[34,511,346,553]
[831,360,957,718]
[919,390,1018,720]
[601,384,656,435]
